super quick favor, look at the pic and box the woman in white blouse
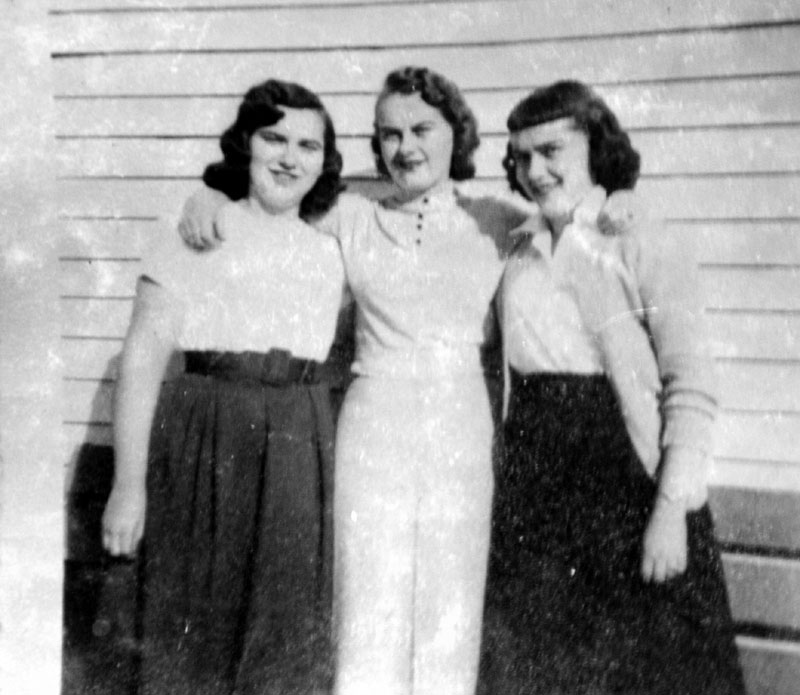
[479,80,745,695]
[101,79,346,695]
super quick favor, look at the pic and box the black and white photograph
[0,1,798,693]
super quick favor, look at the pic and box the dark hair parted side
[202,79,344,221]
[504,80,640,196]
[371,66,480,181]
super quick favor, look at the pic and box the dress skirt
[139,352,336,695]
[479,371,745,695]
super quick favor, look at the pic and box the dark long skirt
[479,371,745,695]
[138,354,335,695]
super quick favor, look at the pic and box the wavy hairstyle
[203,79,343,220]
[503,80,640,196]
[371,66,480,181]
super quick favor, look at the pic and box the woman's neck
[245,195,301,221]
[390,179,453,206]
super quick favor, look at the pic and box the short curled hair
[371,66,479,181]
[202,79,344,221]
[503,80,640,196]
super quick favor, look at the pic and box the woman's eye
[380,130,400,142]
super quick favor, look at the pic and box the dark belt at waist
[185,350,322,386]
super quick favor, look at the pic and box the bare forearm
[112,332,173,489]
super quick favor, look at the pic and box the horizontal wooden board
[54,125,800,179]
[60,258,142,298]
[54,76,800,138]
[61,338,124,377]
[51,0,416,9]
[737,636,800,695]
[708,311,800,361]
[716,411,800,465]
[711,486,800,550]
[53,175,800,220]
[723,554,800,630]
[717,361,800,412]
[64,379,114,425]
[683,221,800,266]
[50,0,800,54]
[700,266,800,312]
[711,458,800,493]
[51,25,800,96]
[60,218,163,258]
[62,298,133,338]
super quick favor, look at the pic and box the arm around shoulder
[177,185,232,250]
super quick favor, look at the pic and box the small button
[416,223,422,230]
[417,213,423,219]
[423,197,429,204]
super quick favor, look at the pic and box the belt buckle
[262,349,291,385]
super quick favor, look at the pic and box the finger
[106,532,121,557]
[652,556,668,584]
[213,222,226,243]
[640,553,654,583]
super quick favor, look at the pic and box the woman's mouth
[394,158,425,172]
[270,170,299,184]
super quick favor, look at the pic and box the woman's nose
[397,131,416,153]
[278,144,298,167]
[527,153,547,181]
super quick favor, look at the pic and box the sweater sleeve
[633,221,718,508]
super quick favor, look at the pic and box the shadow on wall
[63,351,140,695]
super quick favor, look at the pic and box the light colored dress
[321,183,527,695]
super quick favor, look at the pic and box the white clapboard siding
[737,637,800,695]
[48,0,800,54]
[51,25,800,97]
[712,487,800,549]
[723,554,800,631]
[54,76,800,137]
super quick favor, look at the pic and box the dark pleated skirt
[138,361,335,695]
[479,371,745,695]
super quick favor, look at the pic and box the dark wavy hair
[371,66,479,181]
[503,80,640,196]
[202,79,343,220]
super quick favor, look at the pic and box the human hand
[177,186,229,250]
[640,495,688,583]
[598,189,644,236]
[102,484,146,557]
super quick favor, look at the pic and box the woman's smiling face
[509,116,594,227]
[375,92,454,198]
[248,106,325,216]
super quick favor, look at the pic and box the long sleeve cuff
[657,445,711,510]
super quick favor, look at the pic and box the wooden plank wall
[50,1,800,693]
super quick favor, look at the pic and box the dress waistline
[185,350,323,386]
